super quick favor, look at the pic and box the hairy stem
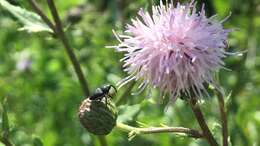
[44,0,105,145]
[46,0,90,96]
[216,91,228,146]
[188,99,219,146]
[116,122,203,139]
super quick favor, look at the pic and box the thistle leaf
[0,0,52,33]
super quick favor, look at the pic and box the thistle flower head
[112,1,231,100]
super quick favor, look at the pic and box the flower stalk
[216,90,228,146]
[188,98,219,146]
[46,0,90,96]
[116,122,204,140]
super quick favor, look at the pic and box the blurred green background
[0,0,259,146]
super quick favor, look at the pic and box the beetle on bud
[78,84,118,135]
[89,84,117,104]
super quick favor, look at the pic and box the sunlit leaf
[0,0,52,33]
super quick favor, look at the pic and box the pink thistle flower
[111,1,232,101]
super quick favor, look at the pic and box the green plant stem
[45,0,105,145]
[46,0,90,96]
[97,136,108,146]
[116,122,203,139]
[216,91,228,146]
[188,98,219,146]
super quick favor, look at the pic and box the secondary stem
[46,0,90,96]
[116,122,203,138]
[45,0,105,145]
[216,91,228,146]
[188,98,219,146]
[97,136,108,146]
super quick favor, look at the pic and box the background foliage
[0,0,259,146]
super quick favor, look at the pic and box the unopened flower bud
[78,98,117,135]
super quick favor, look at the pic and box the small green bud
[78,98,118,135]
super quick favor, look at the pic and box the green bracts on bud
[78,98,118,135]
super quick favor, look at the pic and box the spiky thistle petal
[111,1,232,101]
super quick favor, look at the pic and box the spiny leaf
[0,0,52,33]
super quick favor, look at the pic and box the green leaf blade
[0,0,52,33]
